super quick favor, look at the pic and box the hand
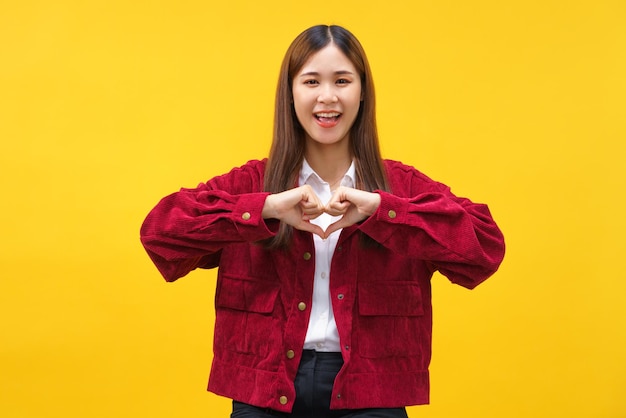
[323,186,381,238]
[262,185,326,238]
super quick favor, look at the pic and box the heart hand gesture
[324,186,381,237]
[262,185,327,238]
[262,185,381,239]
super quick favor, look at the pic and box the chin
[307,132,349,146]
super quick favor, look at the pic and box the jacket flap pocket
[358,282,424,316]
[216,275,279,314]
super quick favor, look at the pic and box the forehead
[297,44,357,74]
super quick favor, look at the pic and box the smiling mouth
[315,112,341,125]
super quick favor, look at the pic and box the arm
[325,162,504,288]
[139,161,276,281]
[358,186,505,289]
[140,160,331,281]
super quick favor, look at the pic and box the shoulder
[211,159,267,181]
[191,159,268,193]
[228,158,267,175]
[383,159,439,185]
[382,159,447,195]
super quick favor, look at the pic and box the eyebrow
[298,70,355,77]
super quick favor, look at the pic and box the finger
[302,211,323,221]
[295,220,326,239]
[301,200,323,212]
[301,202,324,220]
[300,186,323,205]
[325,200,350,216]
[301,195,321,207]
[328,187,349,202]
[323,218,348,239]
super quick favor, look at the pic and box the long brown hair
[264,25,389,248]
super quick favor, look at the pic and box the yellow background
[1,1,624,417]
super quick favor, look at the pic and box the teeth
[316,112,340,118]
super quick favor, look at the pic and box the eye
[336,78,351,85]
[303,79,319,85]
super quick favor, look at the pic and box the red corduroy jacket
[140,159,505,412]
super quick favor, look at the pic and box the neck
[304,141,352,183]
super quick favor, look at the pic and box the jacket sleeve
[139,161,276,281]
[358,166,505,289]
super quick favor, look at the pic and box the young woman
[140,25,505,418]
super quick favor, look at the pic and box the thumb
[297,220,326,240]
[323,218,348,239]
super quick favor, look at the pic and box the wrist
[367,192,381,216]
[262,195,277,219]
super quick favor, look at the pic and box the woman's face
[292,44,362,150]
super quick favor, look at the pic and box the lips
[314,111,341,128]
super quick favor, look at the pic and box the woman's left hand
[323,186,381,238]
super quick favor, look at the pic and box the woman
[140,25,505,418]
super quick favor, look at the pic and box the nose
[317,83,338,103]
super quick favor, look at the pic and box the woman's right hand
[262,185,326,238]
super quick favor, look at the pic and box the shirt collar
[299,158,356,188]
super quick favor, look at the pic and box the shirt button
[337,294,344,300]
[298,302,306,311]
[279,396,288,405]
[321,272,327,279]
[388,210,397,219]
[242,212,251,220]
[286,350,295,359]
[303,252,312,260]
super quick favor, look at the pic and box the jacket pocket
[357,281,425,358]
[215,275,280,356]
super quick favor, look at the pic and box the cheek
[293,101,308,126]
[347,86,362,114]
[292,89,309,120]
[346,94,362,118]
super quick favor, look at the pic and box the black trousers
[231,350,408,418]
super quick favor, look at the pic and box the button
[388,210,397,219]
[303,252,312,260]
[298,302,306,311]
[344,345,350,351]
[337,294,344,300]
[286,349,295,359]
[321,272,327,279]
[242,212,251,220]
[279,396,288,405]
[336,393,342,399]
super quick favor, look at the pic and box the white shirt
[299,159,356,352]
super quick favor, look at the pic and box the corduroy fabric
[140,159,505,413]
